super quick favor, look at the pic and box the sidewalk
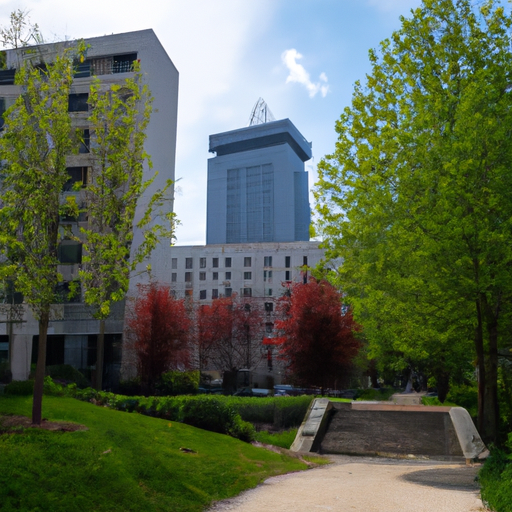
[208,455,486,512]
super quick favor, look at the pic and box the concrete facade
[0,30,179,385]
[206,119,312,245]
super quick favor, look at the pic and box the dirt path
[208,455,486,512]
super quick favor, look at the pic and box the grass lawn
[0,395,314,512]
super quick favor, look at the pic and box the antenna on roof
[248,98,276,126]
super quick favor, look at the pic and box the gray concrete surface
[207,455,486,512]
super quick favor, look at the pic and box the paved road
[208,455,486,512]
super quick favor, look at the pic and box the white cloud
[282,49,329,98]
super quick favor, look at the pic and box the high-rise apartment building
[0,30,178,385]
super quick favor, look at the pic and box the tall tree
[195,295,263,376]
[78,66,174,390]
[275,278,360,393]
[314,0,512,442]
[126,283,190,394]
[0,36,86,424]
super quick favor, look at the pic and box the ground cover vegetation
[0,394,315,512]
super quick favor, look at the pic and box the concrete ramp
[291,399,488,461]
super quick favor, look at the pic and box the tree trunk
[474,299,486,438]
[32,311,49,425]
[483,315,499,444]
[95,319,105,391]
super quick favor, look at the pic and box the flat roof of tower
[209,118,312,162]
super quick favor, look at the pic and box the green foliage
[45,364,89,388]
[0,359,11,384]
[0,395,310,511]
[179,395,238,434]
[255,429,298,449]
[480,444,512,512]
[446,384,478,418]
[314,0,512,443]
[157,370,200,396]
[4,380,33,396]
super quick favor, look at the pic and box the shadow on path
[402,466,480,492]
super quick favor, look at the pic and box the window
[185,258,193,269]
[213,257,219,268]
[185,272,192,282]
[244,257,251,267]
[212,272,218,280]
[285,271,291,281]
[264,270,272,282]
[285,256,291,268]
[225,288,232,297]
[264,256,272,267]
[58,242,82,264]
[171,258,177,269]
[264,302,274,312]
[266,323,273,334]
[200,257,206,268]
[225,257,232,268]
[63,167,88,191]
[244,272,252,280]
[303,256,308,266]
[243,288,252,297]
[267,288,273,296]
[90,53,138,75]
[171,273,177,282]
[199,290,207,300]
[199,272,206,281]
[225,272,231,280]
[212,289,219,299]
[68,93,88,112]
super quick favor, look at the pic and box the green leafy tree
[0,37,86,424]
[314,0,512,442]
[79,67,174,390]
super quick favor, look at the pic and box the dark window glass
[185,258,193,269]
[199,290,207,300]
[58,242,82,264]
[200,257,206,268]
[63,167,88,191]
[225,272,231,280]
[212,272,218,280]
[171,258,177,269]
[225,257,232,268]
[264,256,272,267]
[213,258,219,268]
[264,302,274,312]
[243,288,252,297]
[79,129,90,153]
[285,270,291,281]
[285,256,291,268]
[68,93,88,112]
[199,272,206,281]
[171,273,177,282]
[212,289,218,299]
[225,288,232,297]
[185,272,192,282]
[244,272,252,280]
[244,257,251,267]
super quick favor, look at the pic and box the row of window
[173,270,285,283]
[171,255,308,270]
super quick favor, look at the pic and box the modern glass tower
[206,118,312,244]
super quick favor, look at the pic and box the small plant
[255,429,298,449]
[4,379,34,396]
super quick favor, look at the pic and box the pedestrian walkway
[208,455,485,512]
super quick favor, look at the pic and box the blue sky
[0,0,423,245]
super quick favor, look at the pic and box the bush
[255,429,298,449]
[229,416,256,443]
[355,388,397,401]
[446,384,478,417]
[118,378,141,396]
[156,370,200,396]
[4,379,34,395]
[480,444,512,512]
[46,364,89,388]
[179,396,237,434]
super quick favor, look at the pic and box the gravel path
[208,455,486,512]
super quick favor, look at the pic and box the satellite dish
[248,98,276,126]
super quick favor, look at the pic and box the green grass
[0,395,312,512]
[254,428,298,449]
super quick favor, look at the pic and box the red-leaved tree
[127,283,190,394]
[276,278,360,394]
[195,295,263,375]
